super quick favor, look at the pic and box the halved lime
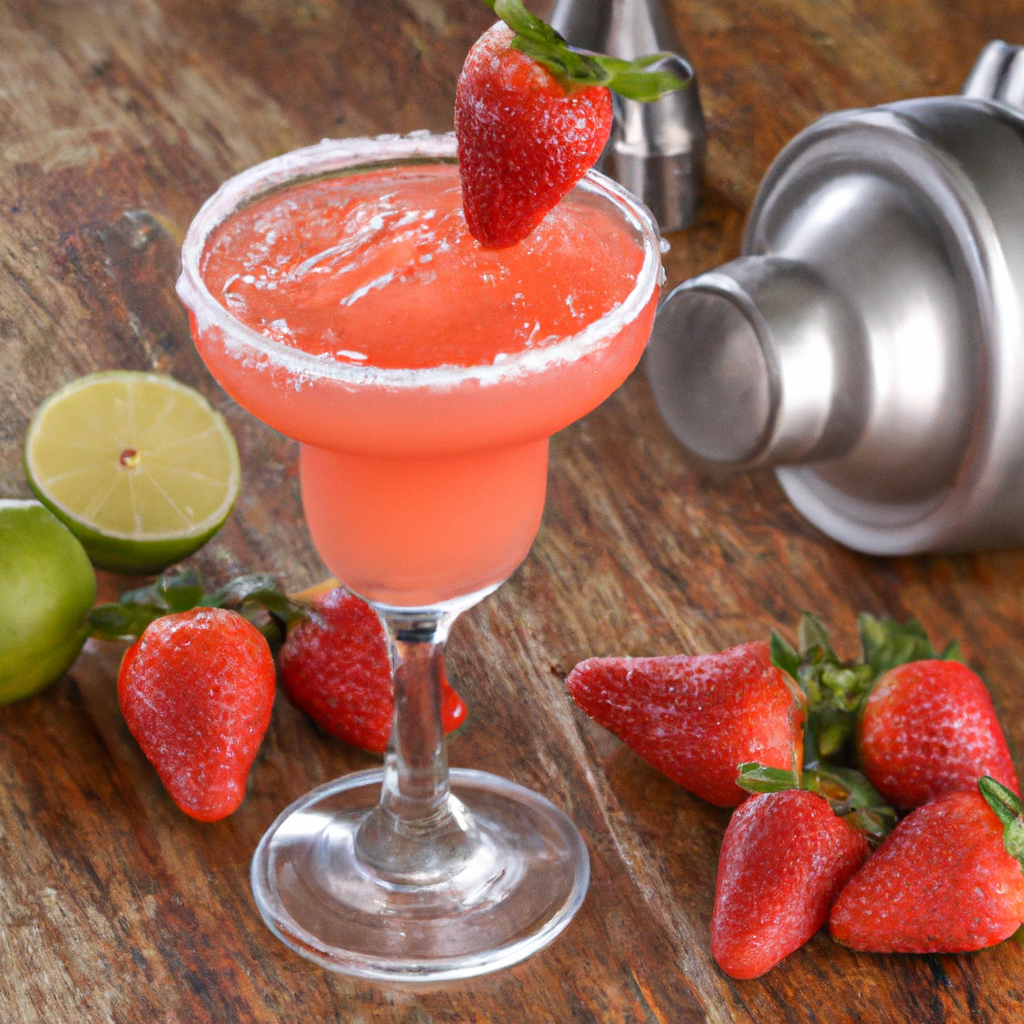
[24,371,241,574]
[0,499,96,703]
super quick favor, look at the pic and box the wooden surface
[3,1,1024,1021]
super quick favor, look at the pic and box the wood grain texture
[2,0,1024,1021]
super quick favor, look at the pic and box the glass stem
[354,607,479,885]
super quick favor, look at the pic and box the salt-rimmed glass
[176,131,661,981]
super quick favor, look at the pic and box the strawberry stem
[858,613,962,679]
[980,776,1024,868]
[771,612,962,768]
[735,763,800,793]
[88,568,310,646]
[736,761,895,845]
[483,0,690,101]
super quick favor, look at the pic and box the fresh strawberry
[858,659,1020,809]
[829,779,1024,953]
[118,607,275,822]
[456,23,612,248]
[279,586,466,753]
[769,612,955,767]
[710,761,891,978]
[712,788,871,979]
[455,0,688,248]
[566,641,806,807]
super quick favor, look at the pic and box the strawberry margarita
[176,131,662,982]
[178,133,660,608]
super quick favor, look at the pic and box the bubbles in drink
[201,164,643,370]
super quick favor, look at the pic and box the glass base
[251,768,590,982]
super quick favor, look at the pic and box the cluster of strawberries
[90,573,464,822]
[567,614,1024,979]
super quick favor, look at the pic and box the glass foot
[251,768,590,981]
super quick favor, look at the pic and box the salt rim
[0,499,43,510]
[176,131,661,390]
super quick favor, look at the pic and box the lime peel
[0,499,96,703]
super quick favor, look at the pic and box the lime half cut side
[24,371,241,574]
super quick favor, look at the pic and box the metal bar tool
[549,0,706,232]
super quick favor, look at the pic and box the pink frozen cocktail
[187,135,657,607]
[177,132,661,981]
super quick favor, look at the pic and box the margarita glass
[176,131,661,981]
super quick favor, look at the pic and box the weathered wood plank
[2,1,1024,1021]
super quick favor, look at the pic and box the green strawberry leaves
[484,0,690,101]
[771,612,961,767]
[88,568,309,646]
[735,763,801,794]
[88,601,166,642]
[980,776,1024,869]
[736,761,896,845]
[859,613,962,679]
[771,614,872,765]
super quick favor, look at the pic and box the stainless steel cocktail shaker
[647,41,1024,555]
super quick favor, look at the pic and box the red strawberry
[118,607,275,823]
[455,22,612,248]
[829,781,1024,953]
[712,788,871,979]
[454,2,689,248]
[566,641,806,807]
[858,659,1019,810]
[279,587,466,753]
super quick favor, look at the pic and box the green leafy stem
[737,761,897,845]
[771,612,961,767]
[484,0,690,101]
[87,568,310,649]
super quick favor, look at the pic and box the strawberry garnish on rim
[456,0,691,249]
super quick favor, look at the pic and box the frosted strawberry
[711,762,891,978]
[858,659,1019,809]
[829,779,1024,953]
[118,607,275,822]
[456,0,689,248]
[566,641,805,807]
[713,790,871,979]
[279,586,466,753]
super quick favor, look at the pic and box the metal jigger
[549,0,706,232]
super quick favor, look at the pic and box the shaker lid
[647,281,771,464]
[648,256,869,468]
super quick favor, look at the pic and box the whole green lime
[0,499,97,703]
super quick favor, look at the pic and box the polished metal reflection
[648,41,1024,554]
[549,0,706,231]
[962,40,1024,113]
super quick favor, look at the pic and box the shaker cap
[649,256,868,469]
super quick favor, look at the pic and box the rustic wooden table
[3,1,1024,1021]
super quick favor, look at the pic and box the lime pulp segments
[24,372,241,574]
[0,500,96,703]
